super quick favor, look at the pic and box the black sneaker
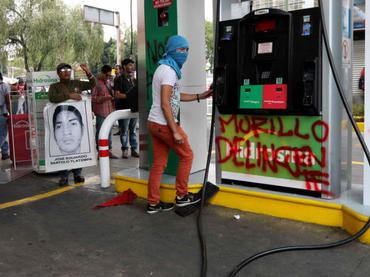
[74,175,85,184]
[146,201,174,214]
[58,178,69,187]
[1,154,9,160]
[175,192,201,207]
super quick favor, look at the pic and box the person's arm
[48,84,70,103]
[92,84,112,104]
[161,85,184,144]
[180,88,213,102]
[5,93,10,115]
[114,90,127,99]
[113,76,127,99]
[79,64,96,90]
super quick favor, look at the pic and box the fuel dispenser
[214,4,349,198]
[216,8,322,115]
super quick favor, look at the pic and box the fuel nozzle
[302,61,316,106]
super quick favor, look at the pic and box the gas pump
[216,7,322,115]
[214,2,350,198]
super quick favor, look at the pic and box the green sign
[33,75,58,84]
[35,91,49,100]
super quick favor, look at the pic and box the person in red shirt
[92,65,118,159]
[359,67,365,91]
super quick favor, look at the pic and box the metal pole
[99,109,137,188]
[364,0,370,205]
[116,12,121,65]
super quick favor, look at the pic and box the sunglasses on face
[60,68,72,73]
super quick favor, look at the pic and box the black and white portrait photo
[44,98,96,172]
[52,104,86,155]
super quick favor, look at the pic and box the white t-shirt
[148,64,180,125]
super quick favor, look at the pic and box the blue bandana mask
[158,35,189,79]
[169,50,188,69]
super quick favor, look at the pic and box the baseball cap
[56,63,72,73]
[9,79,18,85]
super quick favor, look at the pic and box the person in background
[16,78,26,114]
[48,62,96,187]
[113,64,122,136]
[9,79,19,115]
[359,67,365,91]
[114,64,122,83]
[0,73,10,160]
[146,35,212,214]
[114,58,139,159]
[91,65,118,159]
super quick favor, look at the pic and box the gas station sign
[153,0,172,9]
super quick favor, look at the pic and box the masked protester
[146,35,213,214]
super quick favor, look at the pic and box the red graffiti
[146,38,169,88]
[146,39,166,68]
[216,115,331,196]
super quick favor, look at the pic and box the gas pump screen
[257,42,273,54]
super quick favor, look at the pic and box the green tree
[3,0,104,72]
[205,20,214,71]
[64,7,104,75]
[101,38,117,66]
[5,0,69,71]
[0,2,8,48]
[121,23,137,61]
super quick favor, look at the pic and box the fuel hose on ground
[227,0,370,276]
[196,0,222,276]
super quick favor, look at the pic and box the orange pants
[147,121,194,205]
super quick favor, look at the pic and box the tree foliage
[3,0,104,72]
[102,38,117,66]
[121,24,138,61]
[205,20,214,71]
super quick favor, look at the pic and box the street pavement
[1,127,370,277]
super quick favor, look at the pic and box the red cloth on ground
[94,189,137,209]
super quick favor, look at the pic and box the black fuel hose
[197,0,221,276]
[228,0,370,276]
[197,86,216,277]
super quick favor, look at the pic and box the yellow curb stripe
[115,175,370,244]
[0,176,102,210]
[353,161,364,165]
[353,122,364,133]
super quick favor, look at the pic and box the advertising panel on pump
[43,97,96,172]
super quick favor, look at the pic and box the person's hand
[173,132,184,144]
[80,64,90,74]
[200,88,213,100]
[105,95,113,101]
[69,93,82,101]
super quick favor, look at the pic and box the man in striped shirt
[92,65,118,159]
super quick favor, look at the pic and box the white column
[177,0,208,173]
[363,0,370,205]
